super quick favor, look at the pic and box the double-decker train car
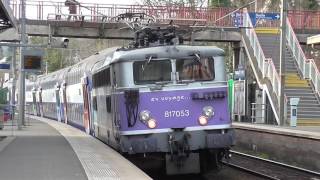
[25,27,234,175]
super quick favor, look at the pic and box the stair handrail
[266,58,281,96]
[286,19,320,96]
[242,9,281,123]
[243,11,281,97]
[308,59,320,96]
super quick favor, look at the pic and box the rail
[243,9,280,124]
[224,150,320,179]
[286,19,320,97]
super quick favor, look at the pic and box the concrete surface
[31,115,152,180]
[24,20,242,41]
[0,120,87,180]
[233,122,320,172]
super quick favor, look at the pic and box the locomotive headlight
[139,110,151,122]
[198,116,208,126]
[202,106,214,118]
[147,118,157,129]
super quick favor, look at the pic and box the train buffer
[0,116,151,180]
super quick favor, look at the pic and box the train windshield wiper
[193,53,202,65]
[142,56,153,72]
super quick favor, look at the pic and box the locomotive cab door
[38,88,43,117]
[110,66,120,142]
[81,75,90,134]
[32,90,37,116]
[55,84,61,122]
[62,82,68,124]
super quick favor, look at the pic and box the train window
[93,96,97,110]
[92,68,111,88]
[176,57,215,81]
[106,96,111,112]
[133,60,171,84]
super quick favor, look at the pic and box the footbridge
[5,0,320,126]
[7,0,320,41]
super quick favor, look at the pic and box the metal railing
[250,103,269,124]
[286,19,320,97]
[243,11,281,96]
[242,9,281,124]
[9,0,320,30]
[288,10,320,30]
[9,0,235,26]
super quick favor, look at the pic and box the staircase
[257,32,320,126]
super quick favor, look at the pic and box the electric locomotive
[91,27,234,174]
[25,26,234,175]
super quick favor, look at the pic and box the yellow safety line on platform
[255,28,280,34]
[297,120,320,126]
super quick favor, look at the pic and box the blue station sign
[249,12,280,26]
[232,12,281,27]
[0,63,10,70]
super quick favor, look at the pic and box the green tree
[29,36,68,73]
[46,49,66,73]
[303,0,319,10]
[209,0,231,7]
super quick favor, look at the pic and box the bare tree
[142,0,207,7]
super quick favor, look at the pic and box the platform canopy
[0,0,17,31]
[307,34,320,45]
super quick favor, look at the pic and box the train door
[38,88,43,117]
[110,66,120,142]
[81,75,90,134]
[59,84,65,123]
[55,84,61,122]
[62,82,68,124]
[32,89,37,116]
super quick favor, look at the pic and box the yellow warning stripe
[297,119,320,126]
[255,28,280,34]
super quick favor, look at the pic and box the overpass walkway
[0,117,151,180]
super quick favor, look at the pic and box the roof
[0,0,17,31]
[307,34,320,45]
[111,45,225,63]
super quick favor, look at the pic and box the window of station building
[133,60,171,84]
[93,67,111,88]
[176,57,215,81]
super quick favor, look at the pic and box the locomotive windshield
[133,60,172,84]
[133,57,214,85]
[176,57,214,81]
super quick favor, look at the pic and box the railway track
[222,150,320,180]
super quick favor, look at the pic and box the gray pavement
[0,120,88,180]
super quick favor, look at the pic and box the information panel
[24,55,41,70]
[23,49,44,72]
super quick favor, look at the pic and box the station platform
[232,122,320,140]
[0,116,151,180]
[232,122,320,172]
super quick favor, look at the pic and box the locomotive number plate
[164,110,190,118]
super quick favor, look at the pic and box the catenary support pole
[18,0,26,129]
[11,47,18,128]
[279,0,287,126]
